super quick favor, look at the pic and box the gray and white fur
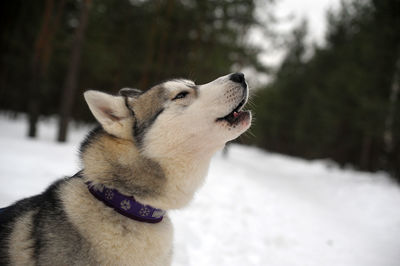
[0,73,251,265]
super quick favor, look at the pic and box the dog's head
[84,73,251,158]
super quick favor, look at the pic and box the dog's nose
[229,72,246,88]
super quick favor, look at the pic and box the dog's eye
[172,91,189,100]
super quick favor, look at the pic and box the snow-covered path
[1,115,400,266]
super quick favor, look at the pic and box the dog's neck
[142,152,213,210]
[86,182,166,223]
[81,131,215,210]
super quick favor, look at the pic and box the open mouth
[216,98,250,125]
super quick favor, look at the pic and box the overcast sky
[276,0,341,43]
[247,0,341,84]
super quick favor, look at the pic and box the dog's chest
[61,181,173,265]
[73,213,173,266]
[91,217,173,266]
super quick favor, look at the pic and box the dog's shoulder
[0,174,82,265]
[0,177,67,237]
[0,193,41,264]
[1,175,77,220]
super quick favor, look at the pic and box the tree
[0,0,273,141]
[57,0,92,142]
[252,0,400,180]
[29,0,65,138]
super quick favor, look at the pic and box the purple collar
[86,182,166,223]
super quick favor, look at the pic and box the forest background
[0,0,399,180]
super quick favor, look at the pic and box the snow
[1,115,400,266]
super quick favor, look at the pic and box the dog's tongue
[233,111,239,118]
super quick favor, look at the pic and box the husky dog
[0,73,251,265]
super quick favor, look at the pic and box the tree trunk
[27,0,53,138]
[57,0,92,142]
[382,55,399,170]
[27,0,65,138]
[359,133,372,170]
[139,2,163,90]
[153,0,175,82]
[27,93,40,137]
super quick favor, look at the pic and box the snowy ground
[1,115,400,266]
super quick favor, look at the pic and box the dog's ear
[119,87,142,98]
[84,90,131,136]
